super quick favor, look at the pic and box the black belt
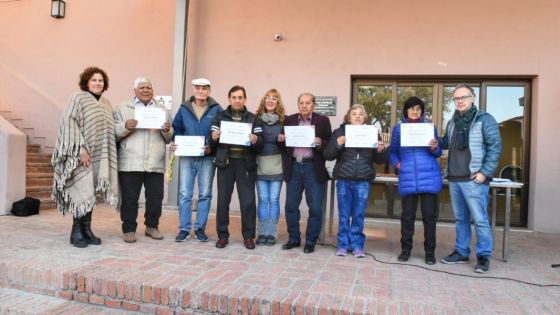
[292,157,314,163]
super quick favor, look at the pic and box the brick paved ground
[1,204,559,314]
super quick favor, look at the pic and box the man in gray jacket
[114,77,173,243]
[441,84,502,273]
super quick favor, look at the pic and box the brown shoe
[244,239,255,250]
[145,227,164,240]
[123,232,136,243]
[215,238,228,249]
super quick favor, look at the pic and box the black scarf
[452,105,477,150]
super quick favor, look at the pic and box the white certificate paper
[219,121,252,146]
[135,107,166,129]
[401,123,434,147]
[284,125,315,147]
[345,125,378,148]
[174,136,205,156]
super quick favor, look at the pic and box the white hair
[134,77,152,89]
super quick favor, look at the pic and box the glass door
[355,83,393,216]
[482,83,529,226]
[352,78,530,227]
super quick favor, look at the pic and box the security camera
[274,33,282,41]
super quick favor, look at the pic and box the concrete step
[27,165,54,173]
[26,153,52,163]
[27,161,53,167]
[0,287,143,315]
[26,172,54,178]
[26,190,52,199]
[39,200,57,210]
[27,144,41,154]
[26,185,52,193]
[26,177,53,186]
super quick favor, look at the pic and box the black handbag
[11,197,41,216]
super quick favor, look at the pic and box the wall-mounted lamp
[51,0,66,19]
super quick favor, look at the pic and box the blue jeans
[336,179,370,251]
[178,156,216,232]
[449,180,492,258]
[256,180,282,237]
[285,161,325,246]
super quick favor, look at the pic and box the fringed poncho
[51,91,120,217]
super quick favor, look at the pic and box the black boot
[70,217,88,248]
[81,212,101,245]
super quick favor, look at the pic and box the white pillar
[0,116,26,215]
[167,0,189,206]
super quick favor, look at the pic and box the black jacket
[209,106,263,170]
[323,124,388,180]
[280,113,332,183]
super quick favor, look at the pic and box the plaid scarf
[452,105,477,150]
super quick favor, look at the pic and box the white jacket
[114,99,173,173]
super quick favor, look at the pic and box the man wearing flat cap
[172,78,223,242]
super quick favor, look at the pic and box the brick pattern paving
[1,204,559,314]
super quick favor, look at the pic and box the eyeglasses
[452,95,473,103]
[265,96,278,102]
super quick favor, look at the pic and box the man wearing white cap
[172,78,223,242]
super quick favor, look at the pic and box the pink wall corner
[0,0,176,148]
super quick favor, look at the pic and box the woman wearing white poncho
[51,66,120,248]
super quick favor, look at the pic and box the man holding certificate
[278,93,332,254]
[389,96,442,265]
[114,77,173,243]
[172,78,223,243]
[210,85,263,250]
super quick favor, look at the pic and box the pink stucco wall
[1,0,559,232]
[0,0,175,148]
[184,0,560,232]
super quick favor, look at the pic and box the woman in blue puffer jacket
[389,96,442,265]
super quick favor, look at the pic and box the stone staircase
[0,109,56,211]
[26,144,56,211]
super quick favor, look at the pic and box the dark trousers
[400,193,438,253]
[285,161,325,246]
[119,171,164,233]
[216,158,257,240]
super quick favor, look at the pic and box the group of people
[52,66,502,274]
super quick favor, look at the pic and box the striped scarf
[51,92,120,217]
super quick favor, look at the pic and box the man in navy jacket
[172,78,223,243]
[279,93,332,254]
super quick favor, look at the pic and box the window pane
[396,86,434,121]
[486,86,526,226]
[357,85,392,133]
[357,84,393,216]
